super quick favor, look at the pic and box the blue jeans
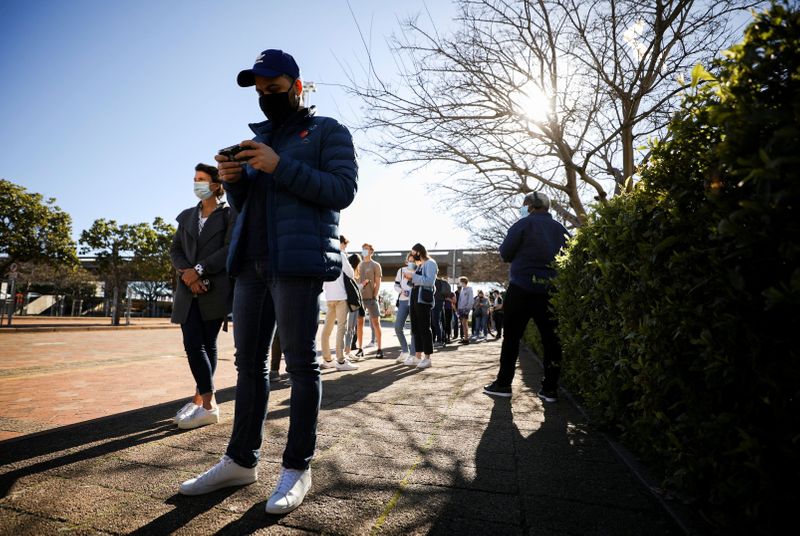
[225,260,322,470]
[180,299,222,395]
[431,302,444,342]
[474,314,487,337]
[345,309,358,351]
[394,299,415,354]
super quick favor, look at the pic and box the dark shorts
[458,308,471,319]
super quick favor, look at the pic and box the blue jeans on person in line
[345,309,358,351]
[225,259,322,470]
[474,313,488,337]
[394,299,415,354]
[431,302,444,342]
[180,298,223,395]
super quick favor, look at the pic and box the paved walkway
[0,323,680,534]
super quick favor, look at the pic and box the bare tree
[346,0,761,236]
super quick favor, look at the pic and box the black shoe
[461,339,470,345]
[376,349,384,359]
[537,389,558,403]
[355,348,364,357]
[483,382,512,397]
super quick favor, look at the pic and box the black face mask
[413,253,421,261]
[259,90,299,125]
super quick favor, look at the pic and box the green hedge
[550,4,800,532]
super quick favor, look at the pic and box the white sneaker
[364,341,376,349]
[417,357,432,369]
[396,352,409,364]
[178,455,257,495]
[174,402,198,424]
[335,359,358,371]
[265,467,312,514]
[319,359,335,369]
[404,356,420,367]
[350,352,365,362]
[178,406,219,429]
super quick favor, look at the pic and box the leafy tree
[128,217,176,317]
[0,178,77,273]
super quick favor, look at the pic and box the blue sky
[0,0,472,251]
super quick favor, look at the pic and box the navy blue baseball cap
[237,49,300,87]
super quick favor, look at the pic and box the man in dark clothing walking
[178,49,357,515]
[483,192,568,401]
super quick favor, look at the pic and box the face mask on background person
[362,249,370,258]
[407,261,416,271]
[519,205,529,219]
[194,182,214,200]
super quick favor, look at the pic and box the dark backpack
[344,275,363,312]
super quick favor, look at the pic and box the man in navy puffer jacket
[178,49,357,516]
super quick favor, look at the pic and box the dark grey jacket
[170,202,234,323]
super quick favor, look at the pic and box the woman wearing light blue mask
[170,163,233,430]
[393,253,417,364]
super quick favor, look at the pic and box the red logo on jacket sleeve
[299,130,309,138]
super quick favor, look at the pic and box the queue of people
[166,46,567,520]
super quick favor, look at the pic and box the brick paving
[0,321,682,534]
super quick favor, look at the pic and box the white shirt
[323,251,355,301]
[394,267,413,301]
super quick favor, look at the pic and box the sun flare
[514,82,551,122]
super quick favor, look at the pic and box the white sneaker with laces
[417,357,432,369]
[335,359,358,371]
[266,467,312,514]
[365,341,376,349]
[178,455,257,495]
[178,406,220,429]
[396,352,409,364]
[319,359,335,369]
[404,356,421,366]
[174,402,198,424]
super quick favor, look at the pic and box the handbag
[418,286,435,306]
[344,275,363,312]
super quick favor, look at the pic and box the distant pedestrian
[443,291,455,344]
[170,163,234,430]
[456,277,474,344]
[359,243,384,358]
[394,253,417,364]
[490,289,504,339]
[484,192,569,401]
[433,275,451,346]
[345,253,364,360]
[320,235,358,371]
[472,290,490,340]
[405,243,438,368]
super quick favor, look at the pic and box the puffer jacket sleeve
[272,120,357,210]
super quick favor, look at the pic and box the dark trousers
[443,307,452,342]
[180,299,223,395]
[225,260,322,470]
[493,312,504,338]
[410,288,434,355]
[431,302,444,342]
[496,284,562,391]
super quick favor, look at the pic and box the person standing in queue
[483,192,568,401]
[178,49,358,516]
[170,163,234,429]
[405,243,438,369]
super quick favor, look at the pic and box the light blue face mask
[519,205,529,219]
[407,261,416,270]
[194,182,214,200]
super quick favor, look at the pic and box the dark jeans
[225,260,322,470]
[431,302,444,342]
[443,307,452,342]
[496,284,562,391]
[493,312,504,338]
[410,287,434,355]
[180,298,223,395]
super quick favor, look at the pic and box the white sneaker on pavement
[365,341,376,349]
[404,356,421,367]
[335,359,358,371]
[174,402,198,424]
[178,406,220,429]
[417,357,432,369]
[396,352,409,364]
[319,359,335,369]
[266,467,312,514]
[178,455,257,495]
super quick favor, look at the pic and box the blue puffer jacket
[224,107,358,280]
